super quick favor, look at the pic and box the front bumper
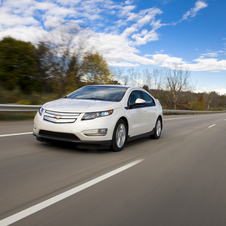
[33,132,112,149]
[33,111,118,149]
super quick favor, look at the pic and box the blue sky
[0,0,226,94]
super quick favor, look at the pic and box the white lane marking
[208,124,216,128]
[0,132,32,138]
[0,159,144,226]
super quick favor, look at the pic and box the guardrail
[163,109,226,115]
[0,104,226,115]
[0,104,41,112]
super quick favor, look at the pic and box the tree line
[112,67,226,111]
[0,24,113,99]
[0,25,225,110]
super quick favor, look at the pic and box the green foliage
[142,85,149,92]
[0,37,39,93]
[0,36,115,103]
[0,112,36,121]
[0,85,58,105]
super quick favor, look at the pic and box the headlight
[82,110,113,120]
[39,107,44,116]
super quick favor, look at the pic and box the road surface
[0,113,226,226]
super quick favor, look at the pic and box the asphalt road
[0,113,226,226]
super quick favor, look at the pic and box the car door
[127,90,148,137]
[141,91,157,132]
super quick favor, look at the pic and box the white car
[33,85,163,151]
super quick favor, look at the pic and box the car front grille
[43,110,80,123]
[39,130,80,141]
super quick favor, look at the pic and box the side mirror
[130,98,146,109]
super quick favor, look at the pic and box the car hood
[43,98,121,112]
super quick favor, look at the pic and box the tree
[38,23,84,95]
[0,37,38,93]
[36,23,114,95]
[142,69,152,90]
[153,69,163,90]
[111,67,125,85]
[205,91,220,110]
[81,52,114,84]
[164,65,191,109]
[188,93,205,110]
[126,68,141,87]
[34,41,54,92]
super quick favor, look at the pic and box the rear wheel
[111,119,127,152]
[151,118,162,139]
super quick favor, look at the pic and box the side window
[141,91,155,106]
[128,90,143,107]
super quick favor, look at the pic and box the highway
[0,113,226,226]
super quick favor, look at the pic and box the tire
[111,119,127,152]
[151,117,162,139]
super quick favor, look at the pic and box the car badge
[55,115,62,119]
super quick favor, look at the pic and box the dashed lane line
[0,132,32,138]
[0,159,144,226]
[208,124,216,128]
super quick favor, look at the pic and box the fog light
[98,129,108,135]
[83,129,108,136]
[33,124,36,130]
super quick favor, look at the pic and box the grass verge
[0,112,36,121]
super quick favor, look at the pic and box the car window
[128,90,143,107]
[141,91,156,106]
[66,86,128,102]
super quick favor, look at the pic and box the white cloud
[0,12,39,27]
[109,61,139,67]
[55,0,82,6]
[131,29,159,45]
[211,87,226,95]
[122,26,138,37]
[44,6,76,18]
[182,1,208,20]
[125,0,133,5]
[197,86,226,95]
[119,5,136,17]
[43,16,65,28]
[0,26,47,43]
[201,52,218,57]
[121,7,163,46]
[1,0,225,75]
[187,58,226,71]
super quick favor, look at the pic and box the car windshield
[66,86,128,102]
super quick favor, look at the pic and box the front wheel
[151,118,162,139]
[111,119,127,152]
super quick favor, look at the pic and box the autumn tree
[188,94,205,110]
[81,52,114,85]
